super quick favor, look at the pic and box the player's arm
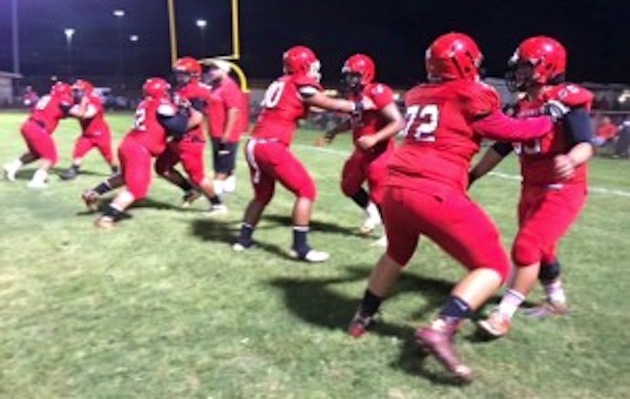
[468,142,513,186]
[185,97,206,129]
[356,103,405,150]
[554,107,595,180]
[157,104,189,139]
[471,110,553,142]
[221,107,240,143]
[300,86,372,114]
[68,100,97,119]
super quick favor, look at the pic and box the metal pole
[12,0,20,74]
[167,0,178,65]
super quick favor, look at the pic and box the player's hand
[541,100,570,122]
[553,154,575,180]
[356,135,378,150]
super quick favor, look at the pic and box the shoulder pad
[548,83,594,109]
[366,83,394,108]
[461,81,500,117]
[293,75,323,91]
[157,102,177,117]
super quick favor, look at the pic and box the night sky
[0,0,628,88]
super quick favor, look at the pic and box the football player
[204,59,249,195]
[232,45,375,262]
[154,57,226,214]
[346,33,555,381]
[3,82,75,188]
[81,78,196,228]
[323,54,404,245]
[60,79,119,180]
[470,37,594,337]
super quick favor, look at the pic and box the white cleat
[224,175,236,193]
[205,204,228,216]
[3,165,17,181]
[290,248,330,263]
[360,216,381,234]
[371,235,388,247]
[232,242,252,252]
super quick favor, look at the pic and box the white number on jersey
[260,81,286,109]
[403,104,440,142]
[134,107,147,131]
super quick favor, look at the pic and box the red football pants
[118,137,153,200]
[154,139,206,186]
[20,119,58,165]
[341,149,392,205]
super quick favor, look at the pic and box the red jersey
[30,92,74,133]
[79,94,111,138]
[174,81,213,142]
[207,77,247,142]
[126,98,177,156]
[388,80,500,192]
[349,82,396,154]
[252,74,323,146]
[514,83,593,186]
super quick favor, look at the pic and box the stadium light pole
[64,28,75,77]
[113,9,126,89]
[196,19,207,57]
[129,35,140,87]
[11,0,20,74]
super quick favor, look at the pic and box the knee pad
[538,260,562,283]
[512,230,542,267]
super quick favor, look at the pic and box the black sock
[178,179,194,193]
[359,289,383,317]
[111,165,119,174]
[209,195,222,205]
[350,188,369,209]
[292,225,310,254]
[439,296,472,321]
[238,223,254,245]
[103,204,123,221]
[94,181,112,195]
[71,165,80,172]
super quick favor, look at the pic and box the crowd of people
[2,32,598,382]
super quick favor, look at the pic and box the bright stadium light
[113,9,125,18]
[196,19,208,56]
[129,34,139,42]
[64,28,75,76]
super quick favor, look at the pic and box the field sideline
[1,111,629,398]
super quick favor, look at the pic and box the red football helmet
[72,79,94,94]
[507,36,567,91]
[51,81,72,97]
[425,32,483,81]
[143,78,171,100]
[283,45,321,81]
[173,56,202,85]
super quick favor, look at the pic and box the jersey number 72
[402,104,439,142]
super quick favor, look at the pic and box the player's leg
[272,146,327,262]
[61,136,93,180]
[154,143,198,206]
[233,142,275,250]
[365,152,391,245]
[210,137,226,195]
[96,140,152,228]
[479,185,586,336]
[179,141,226,215]
[25,130,58,188]
[4,121,44,181]
[525,254,568,318]
[96,132,120,174]
[341,152,381,234]
[412,189,510,381]
[221,142,239,193]
[348,186,418,337]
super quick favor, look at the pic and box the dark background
[0,0,628,88]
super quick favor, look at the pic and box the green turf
[0,111,629,398]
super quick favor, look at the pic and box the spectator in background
[22,86,39,109]
[614,116,630,158]
[204,59,248,195]
[593,116,619,151]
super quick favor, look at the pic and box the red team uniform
[20,83,74,166]
[511,83,593,268]
[155,79,212,187]
[71,92,116,167]
[341,82,396,206]
[246,74,323,205]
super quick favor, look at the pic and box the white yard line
[293,143,630,198]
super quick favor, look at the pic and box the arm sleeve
[189,98,207,112]
[158,112,189,138]
[491,141,514,157]
[563,107,594,146]
[471,110,553,142]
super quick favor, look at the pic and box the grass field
[1,111,629,398]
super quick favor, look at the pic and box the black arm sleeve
[189,98,207,112]
[59,103,73,114]
[158,112,188,139]
[491,141,514,157]
[563,107,594,146]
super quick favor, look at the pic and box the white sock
[365,201,381,222]
[214,180,225,196]
[224,175,236,191]
[498,289,527,319]
[5,159,23,171]
[31,169,49,184]
[543,280,566,304]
